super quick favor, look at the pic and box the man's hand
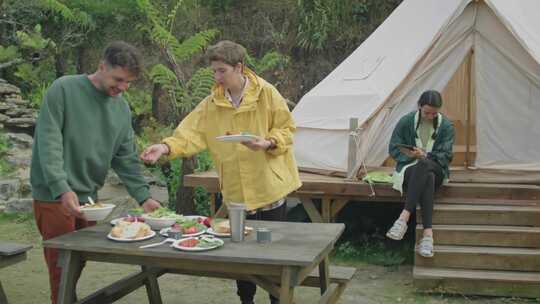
[60,191,85,219]
[242,137,272,151]
[141,198,161,213]
[140,144,169,164]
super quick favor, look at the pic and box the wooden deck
[184,169,540,223]
[184,168,540,298]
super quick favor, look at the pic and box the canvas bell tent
[292,0,540,177]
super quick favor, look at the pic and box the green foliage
[0,45,19,63]
[123,88,152,117]
[166,158,183,206]
[28,82,51,108]
[296,0,334,52]
[334,240,411,268]
[0,130,15,176]
[181,67,214,112]
[193,149,214,216]
[137,0,218,64]
[40,0,95,29]
[199,0,240,12]
[14,61,56,103]
[247,51,289,75]
[296,0,401,53]
[173,30,219,64]
[149,64,178,92]
[16,24,55,51]
[139,0,218,119]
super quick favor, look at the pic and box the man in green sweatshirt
[30,41,161,304]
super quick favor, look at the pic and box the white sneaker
[418,235,434,258]
[386,219,408,240]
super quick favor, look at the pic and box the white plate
[159,227,206,238]
[107,230,156,242]
[216,134,258,142]
[110,217,146,226]
[206,227,253,238]
[183,215,208,222]
[172,236,224,251]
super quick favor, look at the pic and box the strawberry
[203,217,212,228]
[180,239,198,247]
[184,226,198,234]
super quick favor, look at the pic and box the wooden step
[437,183,540,201]
[434,197,539,206]
[415,245,540,271]
[416,225,540,248]
[414,266,540,298]
[417,204,540,226]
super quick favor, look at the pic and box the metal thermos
[228,203,246,242]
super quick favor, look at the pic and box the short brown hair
[206,40,246,66]
[103,41,143,77]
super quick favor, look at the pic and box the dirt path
[1,215,536,304]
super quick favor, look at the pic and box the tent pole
[347,117,359,179]
[465,49,475,168]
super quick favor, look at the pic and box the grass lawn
[0,213,538,304]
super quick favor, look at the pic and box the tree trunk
[175,156,196,215]
[55,53,66,78]
[151,83,177,125]
[76,46,86,74]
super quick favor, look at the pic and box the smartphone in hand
[394,143,415,150]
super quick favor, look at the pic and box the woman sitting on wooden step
[385,90,455,258]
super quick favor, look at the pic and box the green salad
[177,219,206,230]
[198,237,223,248]
[146,207,184,220]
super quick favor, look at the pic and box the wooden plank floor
[184,170,540,200]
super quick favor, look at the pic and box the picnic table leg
[142,266,162,304]
[279,266,295,304]
[321,198,331,223]
[318,257,330,294]
[0,281,8,304]
[300,198,323,223]
[210,194,217,215]
[57,250,81,304]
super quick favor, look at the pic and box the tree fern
[40,0,95,29]
[246,51,289,75]
[149,64,179,93]
[166,0,185,29]
[183,67,214,111]
[173,30,218,64]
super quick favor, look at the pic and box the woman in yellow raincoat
[141,40,301,304]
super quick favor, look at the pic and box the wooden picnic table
[0,242,33,304]
[43,220,346,304]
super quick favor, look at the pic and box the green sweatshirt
[30,75,150,204]
[389,111,455,179]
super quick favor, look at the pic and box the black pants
[403,158,444,229]
[236,202,287,304]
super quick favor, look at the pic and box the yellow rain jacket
[162,69,302,210]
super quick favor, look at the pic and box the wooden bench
[167,265,356,304]
[302,265,356,303]
[0,242,32,304]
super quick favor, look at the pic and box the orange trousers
[33,200,96,304]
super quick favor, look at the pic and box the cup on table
[228,203,246,242]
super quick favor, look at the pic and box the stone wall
[0,78,37,134]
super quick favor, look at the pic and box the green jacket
[389,111,454,179]
[30,75,151,204]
